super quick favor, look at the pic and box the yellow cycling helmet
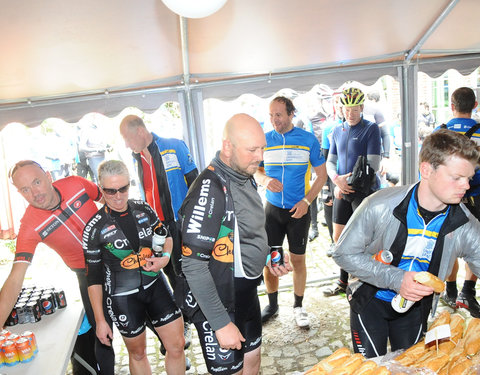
[340,88,365,107]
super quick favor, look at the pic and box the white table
[1,289,84,375]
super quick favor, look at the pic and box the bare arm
[0,262,29,327]
[290,163,327,219]
[305,164,327,204]
[254,167,283,192]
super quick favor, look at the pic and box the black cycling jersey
[83,199,162,296]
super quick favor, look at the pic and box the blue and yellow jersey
[262,126,325,209]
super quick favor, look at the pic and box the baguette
[305,347,351,373]
[448,338,466,363]
[304,364,327,374]
[351,360,378,375]
[305,369,327,375]
[419,352,450,372]
[449,313,466,339]
[464,318,480,356]
[437,313,466,353]
[437,339,457,354]
[394,340,426,363]
[448,356,472,375]
[429,310,451,331]
[331,353,364,374]
[413,271,445,293]
[371,366,390,375]
[412,350,435,367]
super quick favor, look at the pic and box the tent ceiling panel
[421,0,480,51]
[0,0,182,100]
[187,0,454,78]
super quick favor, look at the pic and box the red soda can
[269,246,284,267]
[16,337,34,363]
[1,340,20,366]
[54,289,67,308]
[372,250,393,265]
[22,331,38,354]
[5,307,18,326]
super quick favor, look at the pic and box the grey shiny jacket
[333,184,480,312]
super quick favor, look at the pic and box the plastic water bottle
[152,225,168,257]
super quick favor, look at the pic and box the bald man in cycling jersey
[180,114,292,374]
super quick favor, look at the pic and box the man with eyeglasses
[119,114,199,355]
[0,160,114,374]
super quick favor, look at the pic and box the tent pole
[179,16,202,166]
[399,63,418,185]
[405,0,459,63]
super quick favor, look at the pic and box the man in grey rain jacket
[333,129,480,358]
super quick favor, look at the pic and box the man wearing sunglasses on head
[0,160,114,374]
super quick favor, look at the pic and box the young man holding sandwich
[333,129,480,358]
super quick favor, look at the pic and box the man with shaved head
[179,114,292,375]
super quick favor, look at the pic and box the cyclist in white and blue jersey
[255,96,327,328]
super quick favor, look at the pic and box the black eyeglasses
[101,183,130,195]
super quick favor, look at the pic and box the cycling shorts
[265,202,310,255]
[350,297,424,358]
[107,273,182,338]
[332,195,364,225]
[194,277,262,375]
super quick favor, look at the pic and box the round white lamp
[161,0,228,18]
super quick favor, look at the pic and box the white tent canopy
[1,0,480,181]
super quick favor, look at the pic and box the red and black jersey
[14,176,102,270]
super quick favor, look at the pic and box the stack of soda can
[0,329,38,367]
[5,284,67,326]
